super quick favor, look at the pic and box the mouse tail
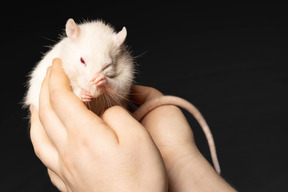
[133,95,221,175]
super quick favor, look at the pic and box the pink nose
[90,73,107,87]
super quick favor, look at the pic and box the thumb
[49,58,72,93]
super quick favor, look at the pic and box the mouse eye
[102,63,112,71]
[80,57,86,66]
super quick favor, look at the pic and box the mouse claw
[90,73,107,87]
[80,89,92,102]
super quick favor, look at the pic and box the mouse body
[24,19,134,115]
[24,18,221,174]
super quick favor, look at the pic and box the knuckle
[33,145,43,160]
[49,89,65,107]
[150,87,163,96]
[49,87,62,101]
[102,105,125,118]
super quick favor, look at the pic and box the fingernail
[46,66,51,74]
[52,58,62,65]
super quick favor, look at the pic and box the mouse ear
[115,27,127,46]
[66,18,80,40]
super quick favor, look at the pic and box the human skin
[30,58,167,192]
[30,58,236,192]
[131,85,237,192]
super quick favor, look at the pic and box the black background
[1,4,288,192]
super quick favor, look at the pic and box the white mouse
[24,18,221,174]
[24,18,134,115]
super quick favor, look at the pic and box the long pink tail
[133,95,221,174]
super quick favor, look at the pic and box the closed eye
[102,63,117,78]
[102,63,112,71]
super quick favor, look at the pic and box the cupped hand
[30,59,167,192]
[131,86,236,192]
[131,85,201,163]
[131,85,201,188]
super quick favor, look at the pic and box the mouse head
[61,18,134,103]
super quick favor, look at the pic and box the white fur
[24,19,134,114]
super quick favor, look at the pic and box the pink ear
[115,27,127,46]
[65,18,80,40]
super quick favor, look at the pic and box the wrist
[166,148,203,192]
[168,150,236,192]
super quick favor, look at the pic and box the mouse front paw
[80,89,93,102]
[90,73,107,87]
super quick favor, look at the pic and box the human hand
[30,59,167,192]
[131,85,237,192]
[131,85,199,189]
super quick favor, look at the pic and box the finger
[39,65,67,146]
[47,169,68,192]
[130,85,163,106]
[102,106,148,145]
[48,58,104,133]
[30,105,59,173]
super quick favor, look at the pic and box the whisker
[85,100,92,110]
[41,36,58,43]
[109,89,130,102]
[105,91,118,106]
[106,90,128,109]
[108,91,122,104]
[101,93,108,108]
[129,99,141,106]
[107,92,115,107]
